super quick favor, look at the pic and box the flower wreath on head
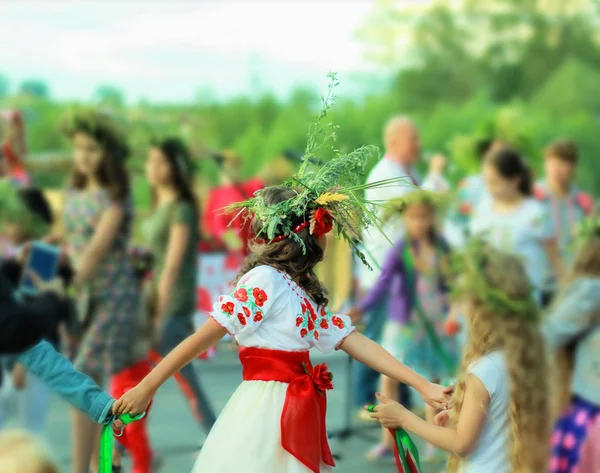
[224,73,416,270]
[447,238,540,321]
[381,188,449,223]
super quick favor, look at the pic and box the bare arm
[113,318,227,415]
[74,205,124,287]
[339,331,451,409]
[156,222,190,319]
[370,375,489,455]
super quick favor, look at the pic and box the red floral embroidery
[320,307,327,317]
[221,302,235,315]
[242,306,251,318]
[234,288,249,303]
[308,318,315,331]
[332,316,345,329]
[253,312,263,323]
[253,288,268,307]
[300,328,308,338]
[314,331,319,340]
[304,298,317,321]
[320,319,329,329]
[237,313,247,326]
[296,317,303,327]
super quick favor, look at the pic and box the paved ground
[43,344,445,473]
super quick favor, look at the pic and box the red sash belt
[239,347,335,473]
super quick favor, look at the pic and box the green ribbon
[99,412,146,473]
[402,243,456,378]
[367,405,421,473]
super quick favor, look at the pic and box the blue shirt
[18,340,115,424]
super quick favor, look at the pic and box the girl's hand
[434,409,453,427]
[112,383,153,417]
[418,382,453,410]
[366,393,410,429]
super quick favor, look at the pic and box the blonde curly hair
[447,251,551,473]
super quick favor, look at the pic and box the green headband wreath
[382,189,448,223]
[448,238,539,320]
[225,73,415,269]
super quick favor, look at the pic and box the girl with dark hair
[470,147,562,302]
[58,110,139,473]
[142,137,216,433]
[113,142,452,473]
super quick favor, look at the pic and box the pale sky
[0,1,386,103]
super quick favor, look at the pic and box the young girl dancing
[368,240,550,473]
[543,216,600,473]
[114,145,451,473]
[349,190,456,462]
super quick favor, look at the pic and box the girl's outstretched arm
[113,318,227,416]
[369,374,489,456]
[339,331,452,409]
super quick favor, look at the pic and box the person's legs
[353,297,389,407]
[154,317,216,434]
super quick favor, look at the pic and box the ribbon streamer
[367,405,421,473]
[402,243,456,378]
[99,412,146,473]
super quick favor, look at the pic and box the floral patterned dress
[63,188,138,379]
[194,265,354,473]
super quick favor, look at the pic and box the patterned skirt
[551,396,600,473]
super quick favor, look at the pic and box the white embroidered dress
[193,265,355,473]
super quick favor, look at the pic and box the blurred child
[368,241,551,473]
[534,139,594,304]
[471,147,562,303]
[0,429,59,473]
[349,190,456,462]
[0,186,63,436]
[542,217,600,473]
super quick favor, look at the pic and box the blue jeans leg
[353,297,388,406]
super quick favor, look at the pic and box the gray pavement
[45,344,444,473]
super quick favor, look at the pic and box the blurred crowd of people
[0,107,598,473]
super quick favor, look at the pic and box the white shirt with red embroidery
[210,265,355,353]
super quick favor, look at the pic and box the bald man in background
[354,116,421,413]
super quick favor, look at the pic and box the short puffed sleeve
[210,265,282,335]
[314,307,355,354]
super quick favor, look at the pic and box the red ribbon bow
[239,347,335,473]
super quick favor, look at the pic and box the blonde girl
[368,241,550,473]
